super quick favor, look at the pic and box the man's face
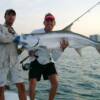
[5,14,16,26]
[44,18,55,32]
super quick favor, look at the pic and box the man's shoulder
[31,28,45,34]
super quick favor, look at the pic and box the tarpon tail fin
[74,48,82,56]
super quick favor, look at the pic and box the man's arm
[60,38,69,51]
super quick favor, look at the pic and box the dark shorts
[29,60,57,81]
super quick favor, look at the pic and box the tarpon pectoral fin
[75,48,82,56]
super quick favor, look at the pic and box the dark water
[12,47,100,100]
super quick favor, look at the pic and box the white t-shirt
[29,28,62,65]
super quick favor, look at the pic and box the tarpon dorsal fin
[62,23,73,32]
[75,48,82,56]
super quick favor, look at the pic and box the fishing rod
[63,1,100,30]
[20,2,100,64]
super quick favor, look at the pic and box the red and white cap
[44,13,55,21]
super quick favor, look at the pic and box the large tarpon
[18,28,100,56]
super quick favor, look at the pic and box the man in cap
[28,13,68,100]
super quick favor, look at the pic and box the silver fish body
[19,30,100,55]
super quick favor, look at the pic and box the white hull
[5,91,29,100]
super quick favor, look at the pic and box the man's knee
[16,82,25,91]
[51,80,58,89]
[50,77,59,89]
[29,79,37,90]
[0,86,5,95]
[0,86,5,90]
